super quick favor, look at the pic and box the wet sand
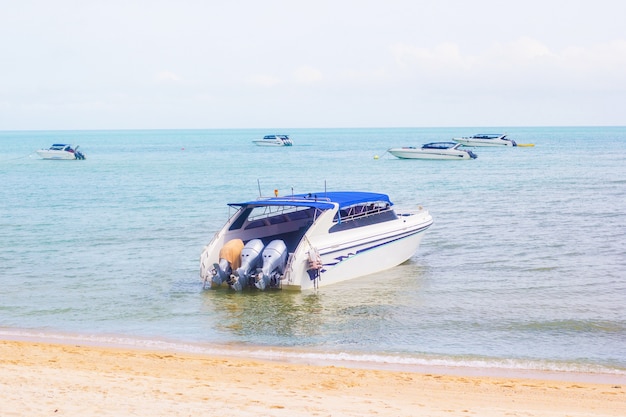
[1,340,624,416]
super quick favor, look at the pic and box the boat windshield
[334,201,391,222]
[330,201,397,232]
[246,205,318,222]
[228,204,321,231]
[423,142,456,149]
[473,134,502,139]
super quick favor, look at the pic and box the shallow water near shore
[1,127,625,378]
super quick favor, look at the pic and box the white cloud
[293,66,322,84]
[154,71,181,83]
[337,68,388,85]
[387,37,626,93]
[391,37,557,76]
[246,74,282,88]
[487,37,553,64]
[391,42,470,72]
[561,40,626,73]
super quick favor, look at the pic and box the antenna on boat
[257,179,262,197]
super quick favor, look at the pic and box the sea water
[1,127,625,380]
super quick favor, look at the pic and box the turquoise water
[1,127,625,379]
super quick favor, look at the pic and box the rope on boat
[307,246,322,289]
[0,153,35,161]
[302,228,323,289]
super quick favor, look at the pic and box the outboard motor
[211,239,244,286]
[255,240,288,290]
[467,150,478,159]
[74,146,86,160]
[229,239,264,291]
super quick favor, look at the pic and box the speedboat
[387,142,477,160]
[200,190,433,291]
[252,134,293,146]
[452,134,517,147]
[36,144,86,160]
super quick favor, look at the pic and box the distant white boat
[452,134,517,147]
[36,144,86,160]
[200,190,433,291]
[252,135,293,146]
[387,142,477,160]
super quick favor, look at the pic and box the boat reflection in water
[199,260,428,344]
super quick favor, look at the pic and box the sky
[1,0,626,130]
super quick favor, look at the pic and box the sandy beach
[1,340,624,416]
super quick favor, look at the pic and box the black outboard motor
[74,146,86,160]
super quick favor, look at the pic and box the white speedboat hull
[200,191,433,291]
[282,216,431,290]
[252,140,290,146]
[388,142,477,160]
[388,148,474,160]
[252,135,293,146]
[452,134,517,147]
[452,138,513,147]
[36,144,86,160]
[36,150,78,160]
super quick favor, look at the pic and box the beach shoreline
[2,339,624,417]
[4,329,625,385]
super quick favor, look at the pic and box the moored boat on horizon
[252,134,293,146]
[452,134,517,147]
[36,144,86,160]
[387,142,477,160]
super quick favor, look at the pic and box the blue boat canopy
[229,191,392,210]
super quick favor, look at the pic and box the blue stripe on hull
[321,223,431,268]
